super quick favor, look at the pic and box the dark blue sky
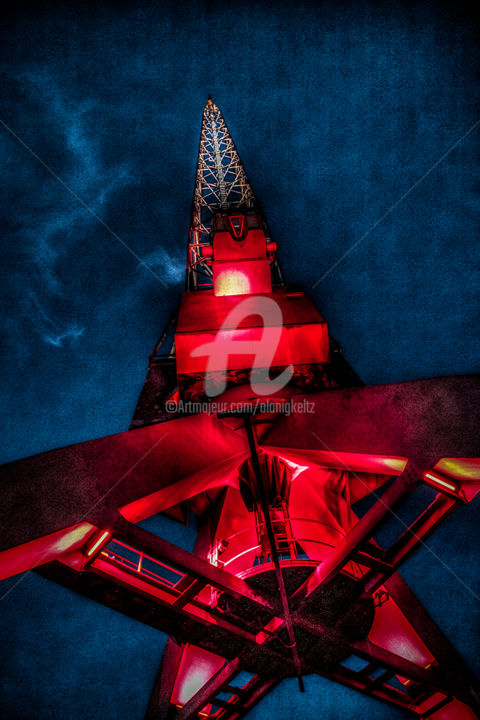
[0,1,479,718]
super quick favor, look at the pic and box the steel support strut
[35,498,479,718]
[145,638,184,720]
[176,656,242,720]
[243,416,305,692]
[291,461,421,606]
[386,574,480,716]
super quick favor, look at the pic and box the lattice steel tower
[187,97,284,290]
[0,98,479,720]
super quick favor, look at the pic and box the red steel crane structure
[1,98,480,720]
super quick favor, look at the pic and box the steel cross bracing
[187,98,282,289]
[35,461,479,720]
[1,98,480,720]
[3,376,480,720]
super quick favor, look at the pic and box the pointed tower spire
[187,98,283,289]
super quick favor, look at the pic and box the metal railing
[100,538,185,590]
[212,517,363,579]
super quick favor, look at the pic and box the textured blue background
[0,1,479,718]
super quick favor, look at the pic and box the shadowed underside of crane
[1,99,480,720]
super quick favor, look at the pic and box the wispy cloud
[44,326,85,347]
[137,247,184,284]
[4,72,139,295]
[1,72,141,353]
[26,291,85,349]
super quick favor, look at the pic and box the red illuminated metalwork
[228,215,247,240]
[423,472,459,495]
[0,98,479,720]
[186,98,284,291]
[86,530,111,558]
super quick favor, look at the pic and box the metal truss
[1,96,479,720]
[2,374,480,719]
[36,457,479,720]
[187,99,282,289]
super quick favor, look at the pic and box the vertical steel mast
[187,97,283,290]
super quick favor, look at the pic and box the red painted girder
[364,493,458,594]
[91,521,453,697]
[104,520,470,702]
[291,611,454,696]
[290,462,420,603]
[321,664,418,713]
[385,574,480,715]
[0,414,248,578]
[145,638,184,720]
[261,375,480,473]
[225,677,282,720]
[175,655,242,720]
[34,522,470,716]
[174,663,280,720]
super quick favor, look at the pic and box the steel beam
[176,656,242,720]
[145,638,184,720]
[385,573,480,715]
[243,416,304,691]
[228,677,283,720]
[291,462,420,604]
[262,375,480,470]
[364,494,458,593]
[111,517,275,613]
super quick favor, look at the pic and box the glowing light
[0,522,96,581]
[51,523,96,554]
[222,545,261,569]
[436,458,480,481]
[265,449,408,476]
[215,269,250,296]
[86,530,111,557]
[276,455,309,481]
[424,472,457,493]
